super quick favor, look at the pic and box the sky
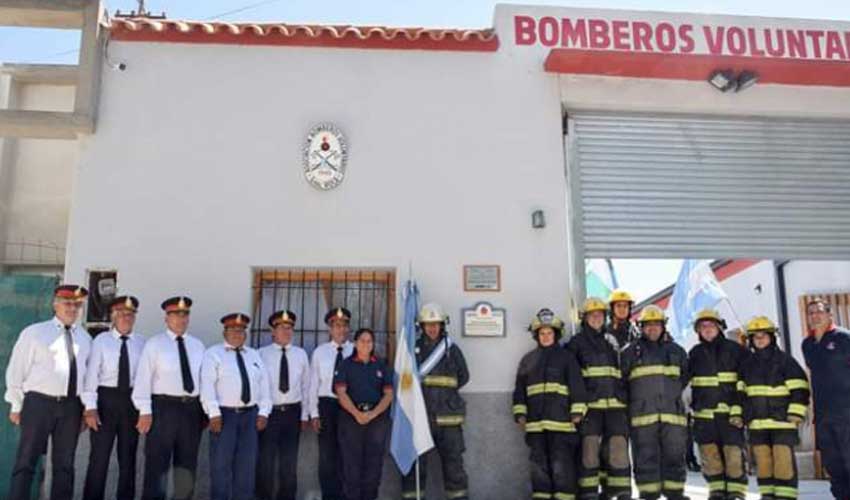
[3,0,841,300]
[3,0,850,64]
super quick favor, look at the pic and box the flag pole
[416,456,421,499]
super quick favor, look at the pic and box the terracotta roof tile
[108,18,499,52]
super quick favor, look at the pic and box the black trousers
[256,403,302,500]
[401,422,468,499]
[578,408,631,499]
[142,396,205,500]
[8,392,82,500]
[82,387,140,500]
[318,397,343,500]
[817,412,850,500]
[338,410,389,500]
[631,421,688,499]
[527,431,579,500]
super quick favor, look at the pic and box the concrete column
[0,73,20,271]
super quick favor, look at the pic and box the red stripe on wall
[545,49,850,87]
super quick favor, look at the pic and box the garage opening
[565,112,850,261]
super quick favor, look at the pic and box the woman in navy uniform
[334,328,394,500]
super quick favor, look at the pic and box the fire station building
[2,2,850,498]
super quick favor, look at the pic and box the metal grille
[798,292,850,332]
[568,112,850,259]
[250,268,396,359]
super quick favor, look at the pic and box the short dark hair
[354,328,374,341]
[806,298,831,314]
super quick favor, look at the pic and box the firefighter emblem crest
[303,123,348,190]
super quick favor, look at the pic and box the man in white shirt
[257,310,311,500]
[5,284,92,500]
[200,312,271,500]
[308,307,354,500]
[132,296,206,500]
[82,295,147,500]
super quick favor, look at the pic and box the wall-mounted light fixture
[708,69,736,92]
[736,71,759,92]
[532,209,546,229]
[708,69,759,93]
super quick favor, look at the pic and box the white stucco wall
[66,40,568,393]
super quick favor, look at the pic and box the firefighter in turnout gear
[687,309,749,500]
[620,305,690,500]
[513,308,588,500]
[400,303,470,500]
[566,297,631,500]
[606,289,639,349]
[740,316,810,500]
[602,289,639,499]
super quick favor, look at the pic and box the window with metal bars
[250,268,397,360]
[798,292,850,332]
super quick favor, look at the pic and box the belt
[273,402,301,411]
[356,402,376,412]
[97,386,132,395]
[26,391,79,403]
[152,394,199,403]
[220,405,257,414]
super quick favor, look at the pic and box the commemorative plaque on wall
[462,302,506,337]
[463,265,501,292]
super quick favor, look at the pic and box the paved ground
[683,471,831,499]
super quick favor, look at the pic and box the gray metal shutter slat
[572,112,850,260]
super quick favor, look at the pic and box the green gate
[0,274,59,497]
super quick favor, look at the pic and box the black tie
[335,345,344,372]
[118,335,131,392]
[63,326,77,398]
[176,336,194,393]
[279,346,290,394]
[236,348,251,404]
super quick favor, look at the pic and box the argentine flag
[390,280,434,474]
[666,259,729,344]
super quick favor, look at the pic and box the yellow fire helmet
[693,308,727,333]
[637,305,667,325]
[608,289,634,306]
[529,308,565,334]
[745,315,777,335]
[581,297,608,317]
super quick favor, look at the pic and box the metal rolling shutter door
[569,112,850,259]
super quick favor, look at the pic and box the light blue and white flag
[666,260,728,343]
[586,258,619,299]
[390,280,434,475]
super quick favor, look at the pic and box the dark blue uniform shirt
[333,354,392,405]
[802,326,850,418]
